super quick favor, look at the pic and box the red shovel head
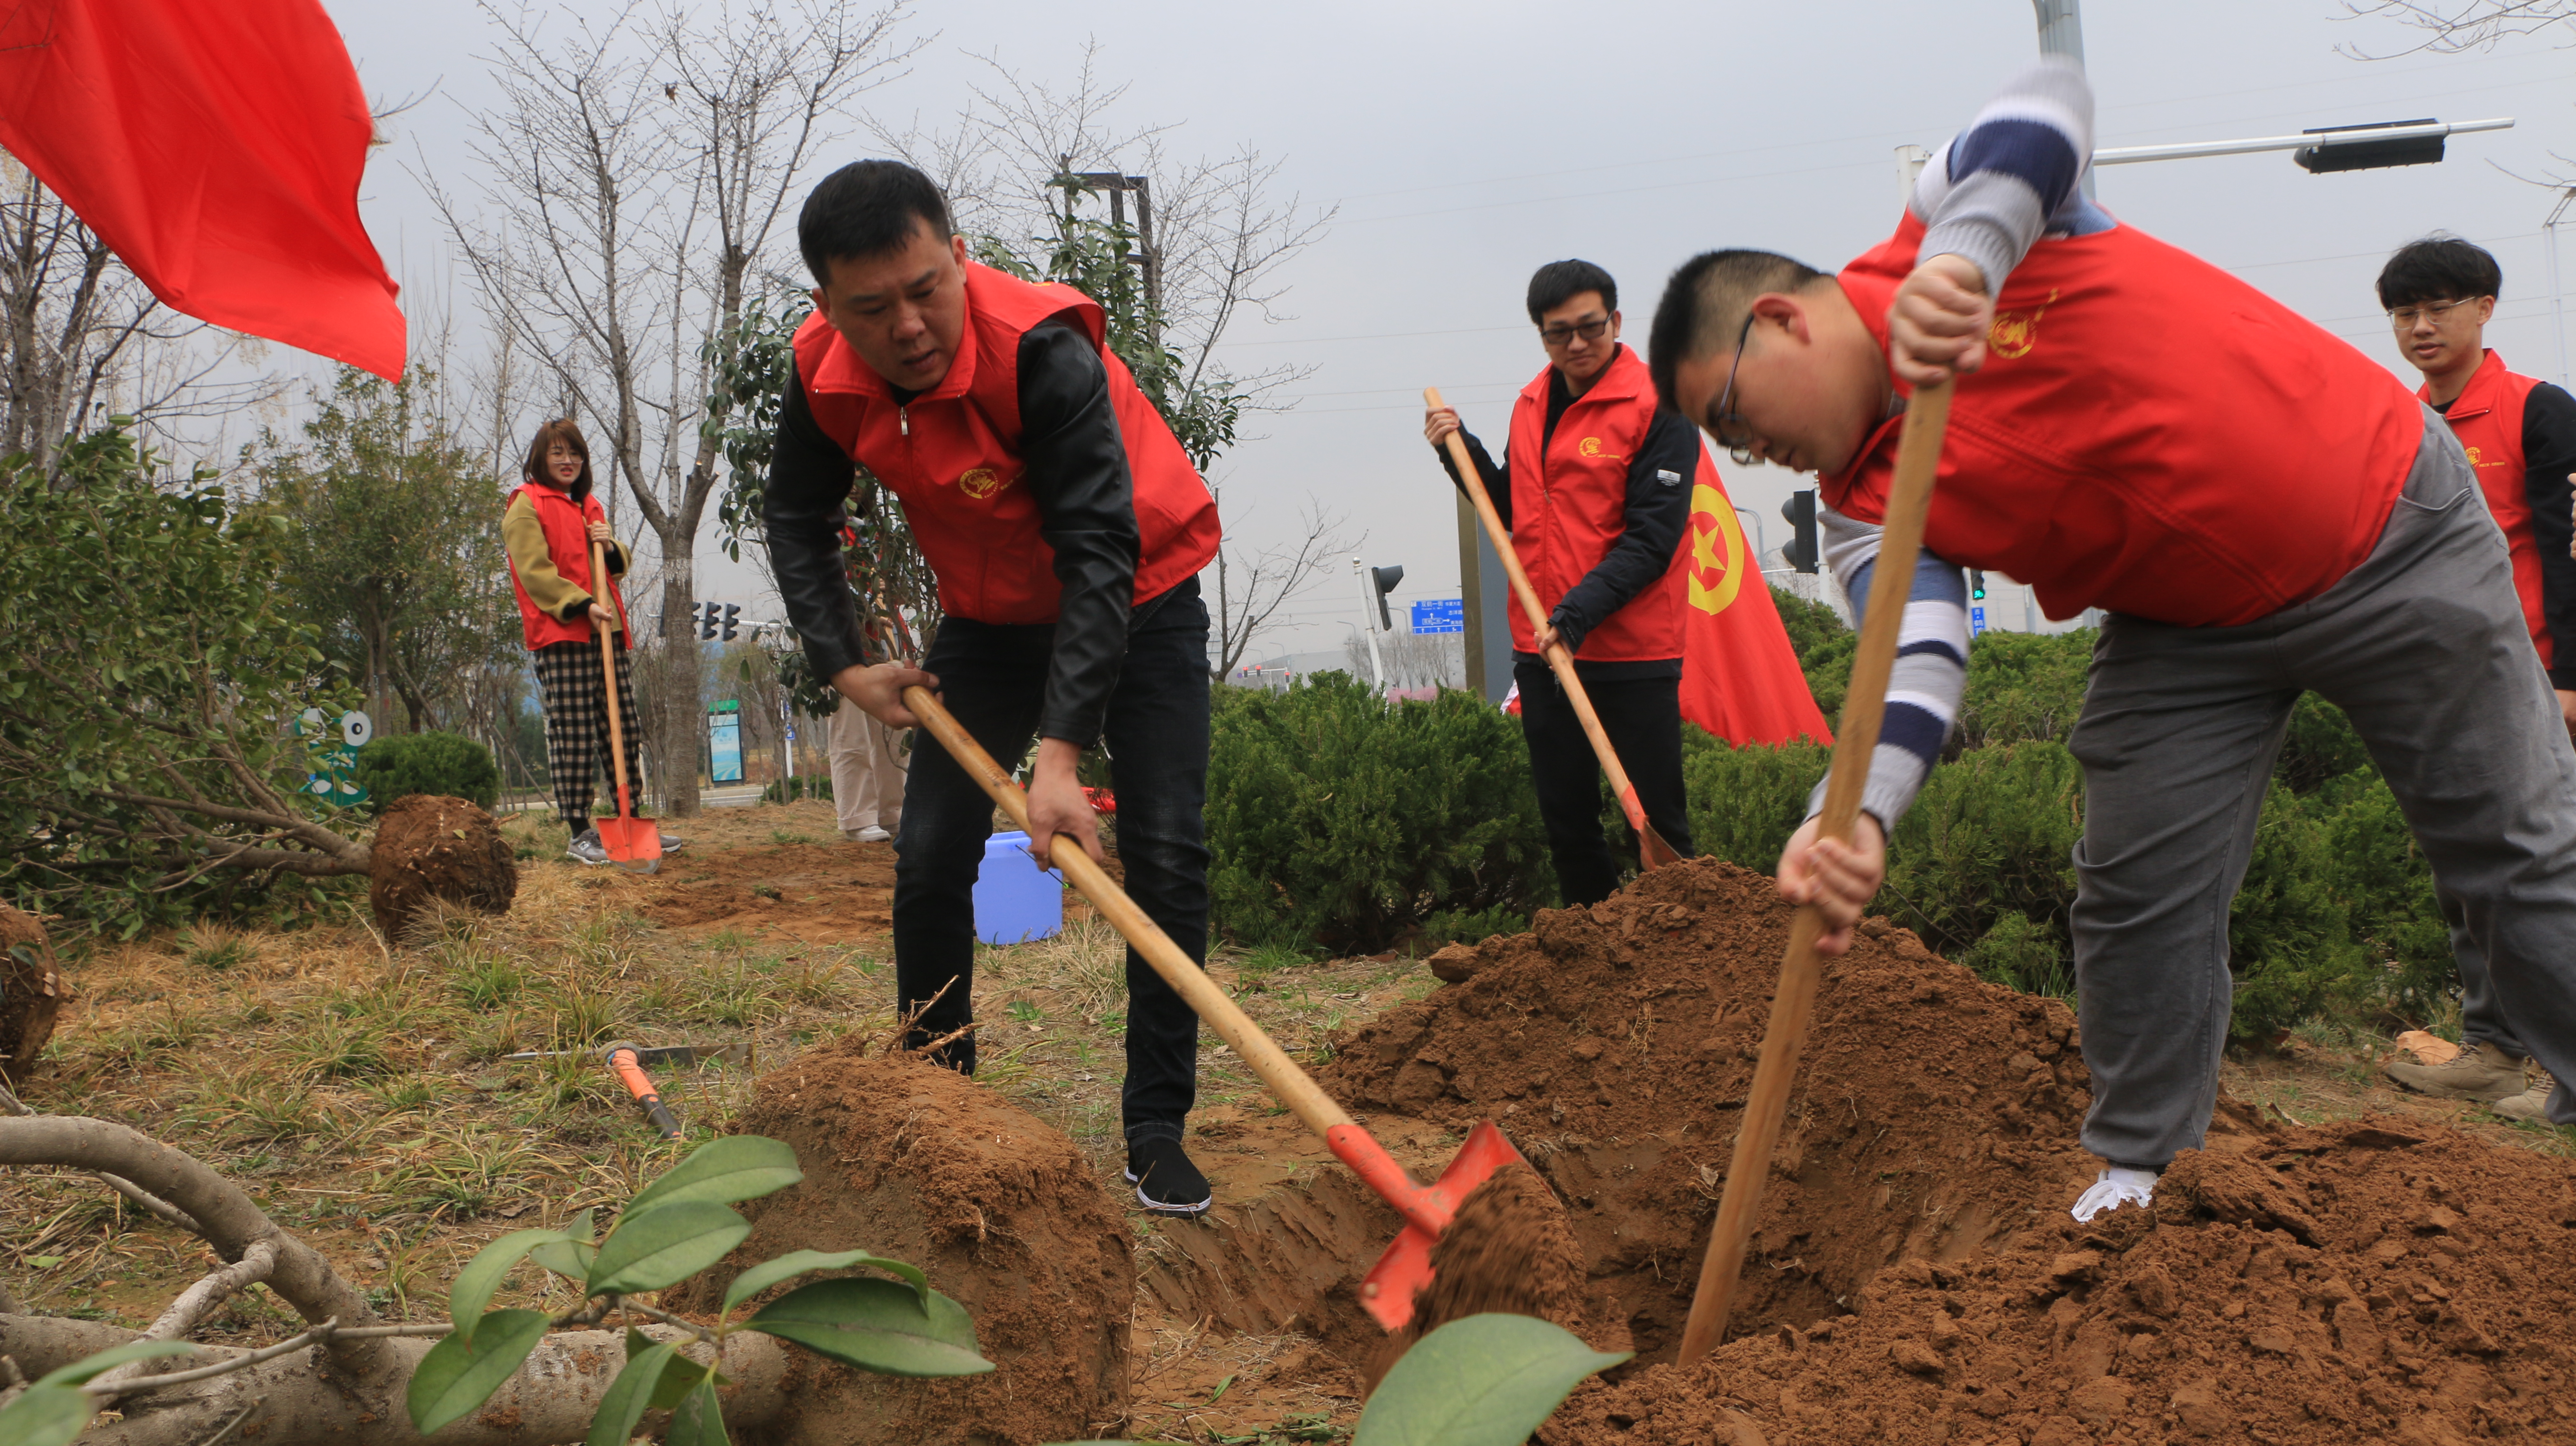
[598,812,662,875]
[1356,1119,1528,1332]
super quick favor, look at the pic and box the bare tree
[1208,490,1352,680]
[2338,0,2575,54]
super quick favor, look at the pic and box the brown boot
[2490,1074,2559,1124]
[2383,1040,2527,1102]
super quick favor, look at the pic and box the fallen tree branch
[0,1084,205,1236]
[136,1241,277,1348]
[0,1117,385,1376]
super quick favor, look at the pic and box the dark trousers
[892,578,1213,1147]
[1513,658,1693,908]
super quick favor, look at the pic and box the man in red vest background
[1650,58,2576,1220]
[1424,260,1700,906]
[2373,235,2576,1124]
[764,161,1224,1216]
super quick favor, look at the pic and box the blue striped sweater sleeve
[1805,501,1969,831]
[1909,56,2097,291]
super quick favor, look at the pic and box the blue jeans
[891,577,1213,1147]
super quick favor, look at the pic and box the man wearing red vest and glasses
[1650,58,2576,1223]
[2372,235,2576,1124]
[764,161,1224,1215]
[1423,260,1699,906]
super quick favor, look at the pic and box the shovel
[1427,387,1682,873]
[590,539,661,875]
[902,681,1522,1332]
[1675,378,1953,1365]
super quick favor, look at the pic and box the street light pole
[2548,188,2574,390]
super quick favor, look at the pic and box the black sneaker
[1125,1137,1212,1217]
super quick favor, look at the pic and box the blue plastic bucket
[974,831,1064,945]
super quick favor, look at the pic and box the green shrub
[1682,728,1830,873]
[354,732,499,813]
[1207,672,1552,953]
[1882,740,2084,961]
[1957,628,2093,748]
[762,774,834,803]
[2276,693,2372,794]
[1771,586,1856,723]
[2226,779,2375,1042]
[2313,771,2451,1024]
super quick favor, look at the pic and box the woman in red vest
[501,419,679,865]
[2373,235,2576,1124]
[763,161,1223,1216]
[1650,58,2576,1220]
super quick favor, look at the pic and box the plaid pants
[533,640,643,828]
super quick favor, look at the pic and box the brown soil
[1362,1160,1602,1391]
[0,901,63,1085]
[669,1039,1135,1446]
[637,840,895,946]
[367,795,516,940]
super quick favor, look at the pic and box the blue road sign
[1970,604,1988,638]
[1410,598,1465,635]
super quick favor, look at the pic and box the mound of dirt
[0,902,63,1085]
[368,795,515,940]
[1321,859,2095,1358]
[669,1041,1134,1446]
[1542,1117,2576,1445]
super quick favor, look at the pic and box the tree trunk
[655,562,701,817]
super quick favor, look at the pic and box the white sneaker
[2071,1166,2159,1222]
[857,825,892,843]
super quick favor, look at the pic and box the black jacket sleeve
[2525,381,2576,689]
[1019,319,1142,747]
[761,369,868,680]
[1433,427,1512,532]
[1546,409,1698,654]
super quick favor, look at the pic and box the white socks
[2070,1166,2159,1222]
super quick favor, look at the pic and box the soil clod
[0,901,63,1085]
[367,795,515,940]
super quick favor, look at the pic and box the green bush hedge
[354,732,499,813]
[763,774,834,803]
[1206,672,1553,953]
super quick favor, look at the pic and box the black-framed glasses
[2387,297,2482,327]
[1538,316,1611,348]
[1708,312,1758,464]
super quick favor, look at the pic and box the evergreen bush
[1206,673,1552,953]
[1681,727,1830,873]
[353,732,500,813]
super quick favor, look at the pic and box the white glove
[2070,1166,2159,1223]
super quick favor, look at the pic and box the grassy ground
[5,799,2570,1444]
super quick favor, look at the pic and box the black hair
[522,418,594,503]
[1526,259,1617,325]
[2376,234,2501,310]
[1648,249,1829,414]
[797,160,955,287]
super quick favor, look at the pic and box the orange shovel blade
[1357,1119,1529,1332]
[598,814,662,875]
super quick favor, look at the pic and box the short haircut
[522,418,594,502]
[1526,259,1617,324]
[798,160,955,287]
[1648,250,1830,411]
[2376,234,2501,310]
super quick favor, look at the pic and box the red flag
[0,0,403,379]
[1677,450,1835,746]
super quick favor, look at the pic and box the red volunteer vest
[1826,213,2424,626]
[792,263,1220,626]
[1503,345,1689,660]
[507,482,628,651]
[2423,349,2547,666]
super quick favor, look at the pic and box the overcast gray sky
[318,0,2576,659]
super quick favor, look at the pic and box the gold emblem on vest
[957,467,1007,499]
[2463,445,2504,470]
[1987,288,2060,361]
[1577,436,1627,462]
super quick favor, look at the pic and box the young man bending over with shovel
[1424,260,1699,906]
[1649,58,2576,1220]
[763,161,1225,1216]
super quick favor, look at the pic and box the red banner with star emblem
[1677,450,1833,746]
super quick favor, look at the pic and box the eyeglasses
[1707,313,1759,464]
[2387,297,2482,327]
[1538,316,1611,348]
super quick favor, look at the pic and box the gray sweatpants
[2068,411,2576,1166]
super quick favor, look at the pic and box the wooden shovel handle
[1426,387,1651,833]
[899,684,1358,1141]
[591,540,634,816]
[1674,378,1952,1365]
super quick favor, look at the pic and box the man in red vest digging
[764,161,1224,1215]
[1650,58,2576,1220]
[1423,260,1699,906]
[2372,235,2576,1124]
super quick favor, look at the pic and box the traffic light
[1970,569,1988,602]
[696,602,717,641]
[1368,564,1404,630]
[1781,490,1819,574]
[721,604,741,643]
[2294,119,2445,174]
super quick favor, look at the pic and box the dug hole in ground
[712,858,2576,1445]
